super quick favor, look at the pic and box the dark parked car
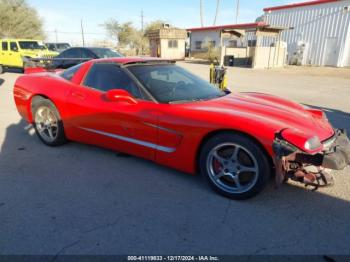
[51,47,123,69]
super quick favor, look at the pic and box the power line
[46,30,105,35]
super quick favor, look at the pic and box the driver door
[9,42,22,67]
[1,41,10,66]
[65,63,159,160]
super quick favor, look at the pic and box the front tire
[199,133,271,200]
[0,65,4,74]
[32,96,67,146]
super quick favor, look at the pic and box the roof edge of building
[187,22,267,32]
[263,0,340,12]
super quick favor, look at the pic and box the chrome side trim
[143,122,182,136]
[79,127,176,153]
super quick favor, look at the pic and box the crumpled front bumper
[273,129,350,187]
[322,129,350,170]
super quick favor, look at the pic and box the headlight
[304,136,322,151]
[21,56,32,63]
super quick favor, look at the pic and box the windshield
[19,41,42,50]
[128,64,225,103]
[90,48,123,58]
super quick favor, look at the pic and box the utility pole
[141,10,144,55]
[200,0,204,27]
[213,0,220,26]
[141,10,144,33]
[81,19,86,47]
[54,29,58,42]
[235,0,240,24]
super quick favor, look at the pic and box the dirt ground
[0,65,350,256]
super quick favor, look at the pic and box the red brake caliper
[213,158,223,174]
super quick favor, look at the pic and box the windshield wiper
[168,98,205,104]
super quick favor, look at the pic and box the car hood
[189,92,334,143]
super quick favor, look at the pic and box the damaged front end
[273,129,350,190]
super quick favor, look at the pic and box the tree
[144,20,167,34]
[102,19,171,55]
[202,37,220,62]
[0,0,44,39]
[102,19,134,46]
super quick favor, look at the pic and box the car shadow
[3,68,23,74]
[0,78,4,86]
[1,119,350,255]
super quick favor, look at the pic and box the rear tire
[199,132,271,200]
[0,65,4,74]
[32,96,67,146]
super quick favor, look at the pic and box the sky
[27,0,306,45]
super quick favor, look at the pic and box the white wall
[160,39,186,60]
[342,23,350,66]
[264,0,350,67]
[190,30,221,51]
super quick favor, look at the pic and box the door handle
[71,91,86,100]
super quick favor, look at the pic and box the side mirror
[105,89,137,104]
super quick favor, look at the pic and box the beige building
[147,26,187,60]
[187,22,289,69]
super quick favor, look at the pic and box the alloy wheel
[206,143,259,194]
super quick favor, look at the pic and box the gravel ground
[0,64,350,256]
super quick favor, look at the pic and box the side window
[60,64,82,81]
[168,40,178,48]
[2,42,8,51]
[60,48,81,58]
[83,63,142,98]
[48,44,56,51]
[10,42,18,51]
[81,49,95,59]
[248,40,257,47]
[195,41,202,50]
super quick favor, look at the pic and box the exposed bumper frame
[273,129,350,188]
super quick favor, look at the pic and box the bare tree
[144,20,169,35]
[103,19,168,55]
[203,37,219,62]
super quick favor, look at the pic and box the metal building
[263,0,350,67]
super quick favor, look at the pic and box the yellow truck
[0,39,59,74]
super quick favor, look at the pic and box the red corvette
[13,58,350,199]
